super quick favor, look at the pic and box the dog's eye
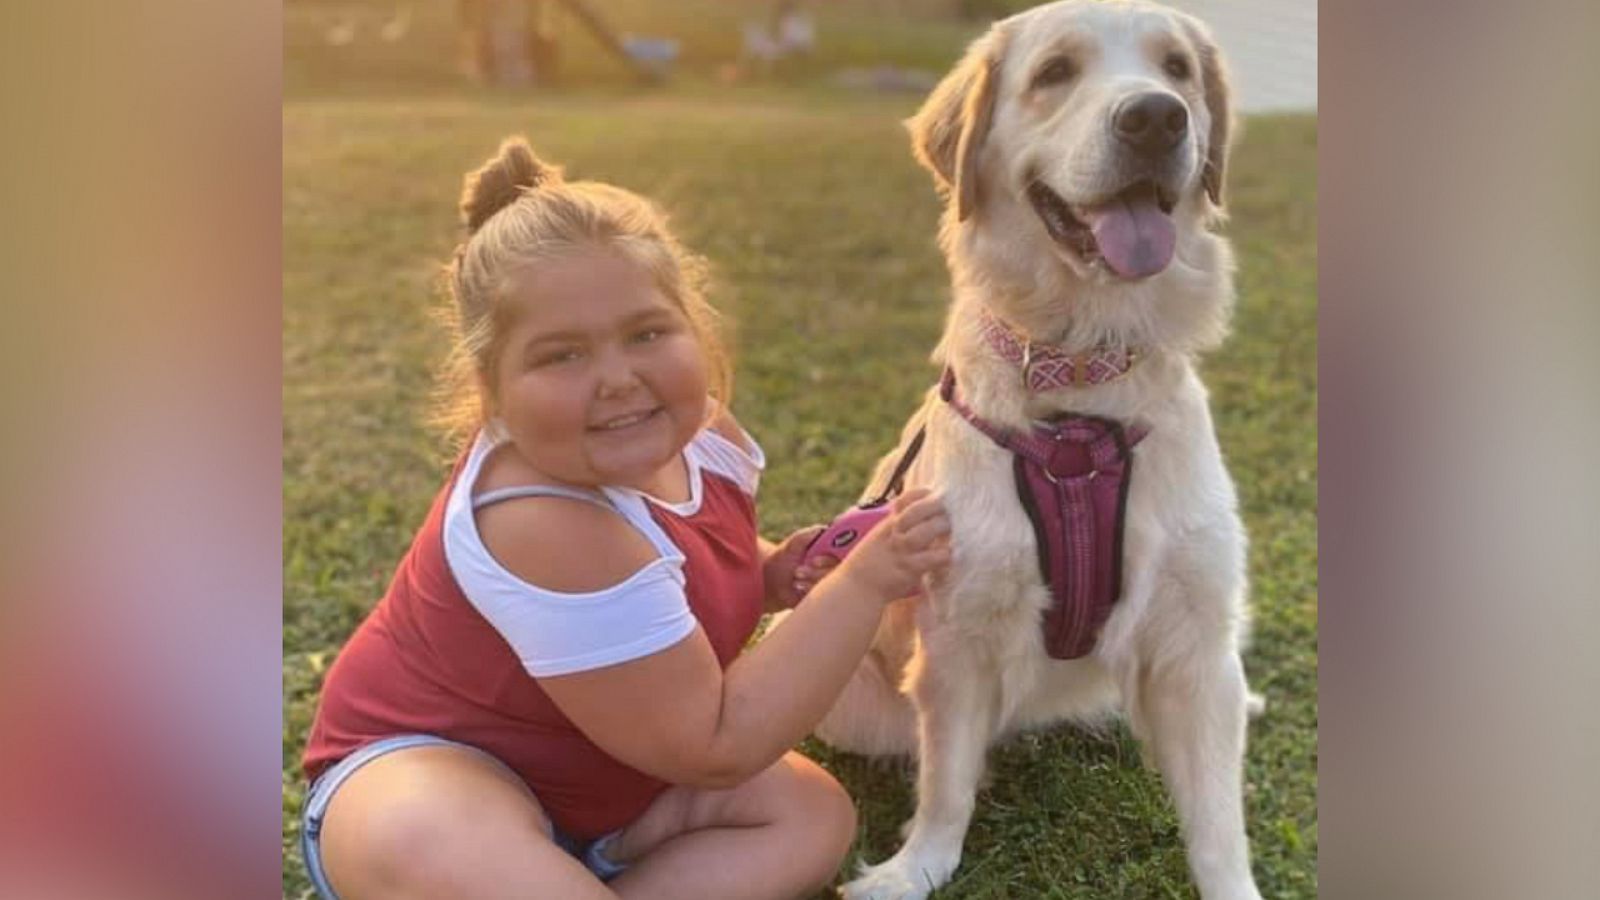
[1032,56,1076,89]
[1163,53,1191,81]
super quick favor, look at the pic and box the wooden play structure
[458,0,678,85]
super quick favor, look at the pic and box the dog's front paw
[1203,880,1264,900]
[839,849,957,900]
[837,865,928,900]
[1194,870,1264,900]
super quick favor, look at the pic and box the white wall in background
[1159,0,1317,112]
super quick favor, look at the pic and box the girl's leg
[606,751,858,900]
[316,744,615,900]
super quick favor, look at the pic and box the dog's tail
[814,647,920,757]
[767,607,920,757]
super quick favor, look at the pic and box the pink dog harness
[939,369,1147,659]
[802,368,1147,660]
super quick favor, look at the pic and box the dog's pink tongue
[1081,190,1176,279]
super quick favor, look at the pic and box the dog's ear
[1181,16,1233,206]
[907,31,1005,221]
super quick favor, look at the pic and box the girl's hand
[763,525,836,610]
[833,488,951,605]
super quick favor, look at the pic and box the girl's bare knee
[321,747,554,898]
[820,775,860,867]
[809,770,858,847]
[780,757,859,883]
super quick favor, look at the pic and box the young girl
[299,137,950,900]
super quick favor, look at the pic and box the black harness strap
[866,425,927,507]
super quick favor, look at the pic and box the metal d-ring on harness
[936,367,1148,660]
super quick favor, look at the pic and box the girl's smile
[588,406,665,432]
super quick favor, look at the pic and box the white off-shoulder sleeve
[441,434,699,678]
[447,544,699,677]
[692,425,766,496]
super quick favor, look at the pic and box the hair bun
[459,137,563,234]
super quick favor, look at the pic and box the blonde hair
[432,136,732,447]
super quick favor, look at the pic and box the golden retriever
[792,2,1265,897]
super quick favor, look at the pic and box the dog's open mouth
[1027,180,1178,280]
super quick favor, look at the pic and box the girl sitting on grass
[299,137,950,900]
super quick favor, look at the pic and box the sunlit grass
[283,9,1316,896]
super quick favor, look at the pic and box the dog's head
[909,0,1232,286]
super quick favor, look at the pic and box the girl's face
[490,248,709,490]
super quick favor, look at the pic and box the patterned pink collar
[978,308,1143,392]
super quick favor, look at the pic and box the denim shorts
[299,734,627,899]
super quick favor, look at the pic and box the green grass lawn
[283,7,1316,897]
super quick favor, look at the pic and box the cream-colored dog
[792,2,1265,898]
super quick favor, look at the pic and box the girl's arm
[533,490,948,789]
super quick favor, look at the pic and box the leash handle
[797,423,927,573]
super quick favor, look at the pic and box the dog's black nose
[1112,93,1188,156]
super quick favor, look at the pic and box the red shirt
[302,439,764,839]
